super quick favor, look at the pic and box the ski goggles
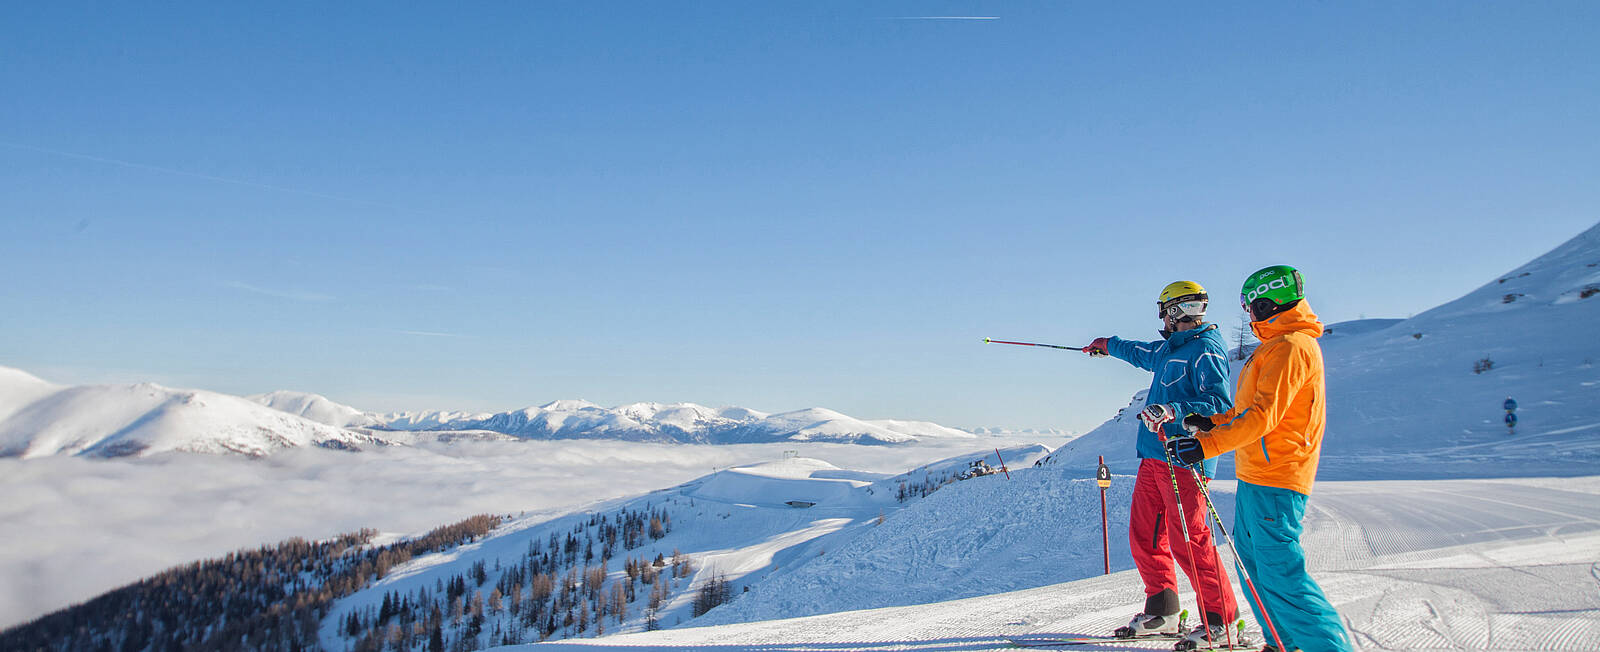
[1161,299,1207,320]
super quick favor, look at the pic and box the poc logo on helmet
[1245,277,1291,303]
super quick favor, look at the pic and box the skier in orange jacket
[1165,265,1352,652]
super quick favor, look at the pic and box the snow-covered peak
[769,407,850,422]
[0,365,58,392]
[867,419,979,440]
[0,365,63,423]
[616,401,721,426]
[538,399,601,412]
[376,410,493,430]
[247,390,382,428]
[716,406,769,421]
[969,426,1076,438]
[744,408,916,445]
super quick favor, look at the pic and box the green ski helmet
[1241,265,1305,320]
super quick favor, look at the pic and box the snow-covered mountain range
[363,400,978,445]
[0,373,988,458]
[249,393,982,445]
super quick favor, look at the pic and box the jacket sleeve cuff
[1105,337,1132,363]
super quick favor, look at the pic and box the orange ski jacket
[1198,300,1327,496]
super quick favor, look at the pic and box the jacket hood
[1251,299,1324,341]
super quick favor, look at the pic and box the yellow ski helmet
[1157,281,1208,321]
[1158,281,1207,304]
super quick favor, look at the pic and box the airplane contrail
[222,281,336,303]
[396,329,464,338]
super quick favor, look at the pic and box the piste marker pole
[1097,455,1111,575]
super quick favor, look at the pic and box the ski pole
[982,337,1089,352]
[993,448,1011,480]
[1155,419,1218,649]
[1182,463,1286,652]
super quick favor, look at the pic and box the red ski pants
[1129,458,1238,624]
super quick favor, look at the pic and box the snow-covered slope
[1318,318,1403,341]
[682,457,883,507]
[1315,221,1600,476]
[317,445,1055,650]
[514,474,1600,651]
[692,458,1131,626]
[315,452,1600,652]
[248,390,383,428]
[1045,221,1600,479]
[0,371,384,458]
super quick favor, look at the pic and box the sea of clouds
[0,434,1065,629]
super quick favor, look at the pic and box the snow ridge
[0,378,383,458]
[374,403,979,446]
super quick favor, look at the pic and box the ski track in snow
[503,478,1600,652]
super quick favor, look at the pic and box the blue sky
[2,2,1596,431]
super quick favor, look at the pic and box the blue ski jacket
[1106,324,1233,477]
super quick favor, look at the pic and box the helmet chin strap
[1161,316,1204,338]
[1248,298,1298,322]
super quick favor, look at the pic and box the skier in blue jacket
[1084,281,1239,647]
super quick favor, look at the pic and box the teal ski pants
[1234,481,1352,652]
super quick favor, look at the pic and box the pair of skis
[1009,632,1181,648]
[1009,612,1252,650]
[1008,631,1253,650]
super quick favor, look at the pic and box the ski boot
[1173,618,1252,651]
[1114,588,1183,638]
[1113,611,1182,638]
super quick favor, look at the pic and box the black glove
[1165,436,1206,466]
[1181,413,1215,434]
